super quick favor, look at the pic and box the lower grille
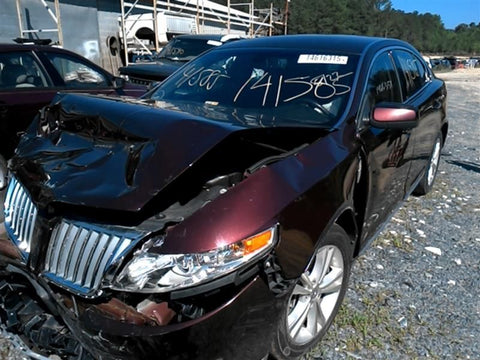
[3,177,38,259]
[44,219,144,297]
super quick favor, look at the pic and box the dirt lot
[0,69,478,359]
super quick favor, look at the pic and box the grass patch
[311,289,422,359]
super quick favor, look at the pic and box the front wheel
[414,133,442,196]
[271,224,353,359]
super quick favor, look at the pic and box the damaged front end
[0,93,336,359]
[0,252,283,360]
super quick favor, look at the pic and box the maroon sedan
[0,35,447,360]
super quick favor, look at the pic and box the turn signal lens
[243,229,274,255]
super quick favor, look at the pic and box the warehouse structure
[0,0,285,73]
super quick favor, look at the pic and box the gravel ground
[312,68,480,360]
[0,69,478,359]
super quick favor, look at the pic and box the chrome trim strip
[3,177,38,259]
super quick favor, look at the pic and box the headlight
[111,226,276,293]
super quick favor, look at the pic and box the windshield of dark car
[157,38,218,61]
[150,48,359,127]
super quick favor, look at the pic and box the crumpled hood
[12,93,244,212]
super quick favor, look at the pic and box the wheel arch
[335,209,357,255]
[441,122,448,147]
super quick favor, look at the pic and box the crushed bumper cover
[0,257,284,360]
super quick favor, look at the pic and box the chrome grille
[4,177,38,257]
[44,220,143,297]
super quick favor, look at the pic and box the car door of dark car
[0,51,58,158]
[392,49,446,192]
[356,51,415,242]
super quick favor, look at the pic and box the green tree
[213,0,480,54]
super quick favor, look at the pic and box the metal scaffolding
[15,0,63,46]
[12,0,286,68]
[119,0,283,65]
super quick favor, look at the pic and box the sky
[390,0,480,29]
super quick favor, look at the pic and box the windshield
[157,38,218,61]
[150,48,359,127]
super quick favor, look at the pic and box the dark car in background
[443,56,464,70]
[118,34,242,86]
[430,57,452,71]
[0,35,447,360]
[0,43,146,186]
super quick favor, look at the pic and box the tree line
[217,0,480,55]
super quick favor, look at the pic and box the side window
[393,50,427,99]
[43,52,108,88]
[0,52,49,89]
[359,52,401,125]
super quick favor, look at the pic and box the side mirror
[371,103,418,129]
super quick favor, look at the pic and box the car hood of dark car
[12,93,330,213]
[119,59,183,81]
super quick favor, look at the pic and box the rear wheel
[414,133,442,196]
[271,224,353,359]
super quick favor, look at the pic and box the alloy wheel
[427,137,441,186]
[286,245,344,345]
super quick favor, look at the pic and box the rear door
[391,49,446,192]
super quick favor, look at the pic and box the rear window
[158,38,217,61]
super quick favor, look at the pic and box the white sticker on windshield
[298,54,348,65]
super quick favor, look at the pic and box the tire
[413,133,442,196]
[270,224,353,360]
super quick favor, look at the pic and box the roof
[221,34,414,55]
[0,43,70,53]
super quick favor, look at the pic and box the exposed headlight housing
[111,226,276,293]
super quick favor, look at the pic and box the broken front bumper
[0,252,285,360]
[0,323,52,360]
